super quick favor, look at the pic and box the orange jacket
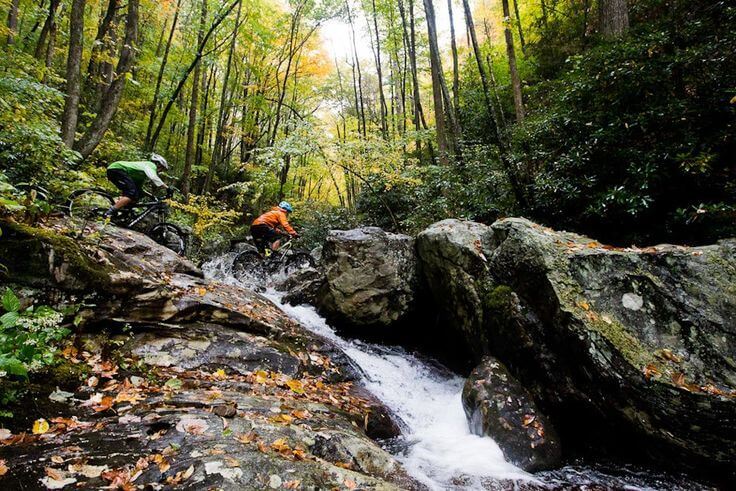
[252,207,296,236]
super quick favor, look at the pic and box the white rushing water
[203,253,530,490]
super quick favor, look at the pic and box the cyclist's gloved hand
[165,188,174,199]
[103,207,116,219]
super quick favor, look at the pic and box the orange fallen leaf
[0,459,7,476]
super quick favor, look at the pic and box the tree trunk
[369,0,388,139]
[501,0,524,122]
[461,0,503,144]
[149,0,241,151]
[34,0,60,59]
[87,0,119,80]
[599,0,629,39]
[511,0,526,53]
[205,0,242,194]
[5,0,20,46]
[60,0,86,148]
[346,0,367,138]
[42,14,57,82]
[74,0,139,158]
[180,0,205,198]
[145,0,181,150]
[423,0,449,163]
[447,0,460,116]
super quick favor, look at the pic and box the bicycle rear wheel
[148,222,187,255]
[67,189,114,220]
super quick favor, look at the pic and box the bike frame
[117,192,168,228]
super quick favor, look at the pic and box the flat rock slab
[0,324,418,490]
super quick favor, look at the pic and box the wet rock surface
[462,356,561,472]
[316,227,417,330]
[418,217,736,478]
[0,220,417,490]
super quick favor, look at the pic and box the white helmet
[151,153,169,169]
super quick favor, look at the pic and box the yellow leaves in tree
[32,418,50,435]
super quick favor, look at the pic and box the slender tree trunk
[205,0,242,193]
[145,0,181,150]
[196,65,215,176]
[149,0,240,151]
[87,0,118,80]
[511,0,526,53]
[423,0,450,163]
[462,0,503,143]
[42,14,57,82]
[60,0,86,147]
[347,1,367,138]
[34,0,60,59]
[599,0,629,39]
[181,0,205,198]
[5,0,20,46]
[369,0,389,139]
[74,0,139,158]
[447,0,460,116]
[501,0,524,122]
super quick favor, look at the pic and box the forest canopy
[0,0,734,246]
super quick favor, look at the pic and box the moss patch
[0,220,114,291]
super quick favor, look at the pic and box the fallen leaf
[93,396,114,412]
[344,478,357,489]
[522,414,536,427]
[672,372,686,386]
[291,410,310,420]
[284,480,301,489]
[286,379,305,394]
[176,416,209,435]
[0,428,12,440]
[0,460,7,476]
[235,432,258,444]
[213,369,227,380]
[33,419,50,435]
[68,463,108,478]
[164,378,183,390]
[224,457,240,468]
[643,363,660,380]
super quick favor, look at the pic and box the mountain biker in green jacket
[104,154,170,217]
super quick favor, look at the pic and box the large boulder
[418,217,736,476]
[0,219,416,489]
[316,227,417,330]
[462,356,561,472]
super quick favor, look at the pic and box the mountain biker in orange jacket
[251,201,298,253]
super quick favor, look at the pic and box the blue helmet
[279,201,293,213]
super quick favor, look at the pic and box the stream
[202,253,711,491]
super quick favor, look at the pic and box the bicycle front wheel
[67,189,114,220]
[148,222,187,255]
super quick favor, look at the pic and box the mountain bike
[233,237,315,279]
[66,188,187,255]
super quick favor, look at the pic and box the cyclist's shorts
[250,224,281,251]
[107,168,142,200]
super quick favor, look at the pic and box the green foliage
[356,144,517,234]
[513,0,736,244]
[0,288,71,382]
[0,53,80,183]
